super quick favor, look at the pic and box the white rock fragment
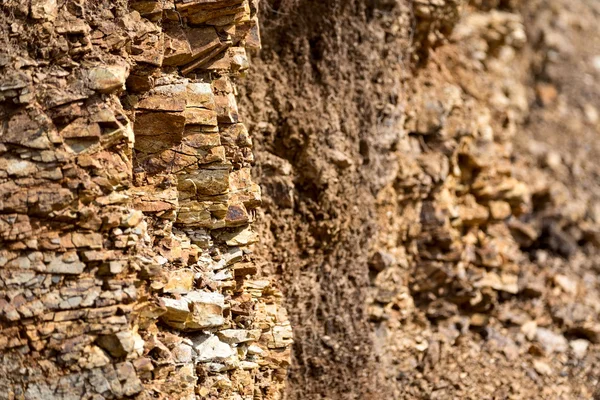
[535,327,568,354]
[172,343,194,363]
[239,361,259,370]
[570,339,589,359]
[533,360,553,375]
[193,334,235,363]
[247,344,264,355]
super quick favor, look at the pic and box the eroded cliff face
[2,0,600,399]
[0,1,291,399]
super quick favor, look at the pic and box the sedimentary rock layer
[0,1,291,399]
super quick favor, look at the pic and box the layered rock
[0,1,290,399]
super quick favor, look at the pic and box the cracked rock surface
[1,1,290,399]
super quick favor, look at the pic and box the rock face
[0,1,290,399]
[3,0,600,399]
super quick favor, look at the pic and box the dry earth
[239,0,600,399]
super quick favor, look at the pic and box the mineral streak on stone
[0,0,290,399]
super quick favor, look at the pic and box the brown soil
[239,0,600,399]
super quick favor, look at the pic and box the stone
[222,247,243,265]
[46,256,85,275]
[96,331,136,358]
[192,334,235,363]
[163,24,194,66]
[134,111,186,137]
[177,169,230,196]
[535,328,568,354]
[186,27,221,60]
[60,118,101,139]
[71,232,103,249]
[218,225,258,246]
[87,65,129,93]
[265,322,293,349]
[489,200,512,220]
[225,204,250,227]
[474,272,518,294]
[161,291,225,330]
[117,362,144,396]
[186,3,247,25]
[4,109,54,150]
[232,262,256,277]
[132,32,165,67]
[5,159,38,177]
[176,201,214,226]
[246,344,263,355]
[242,17,261,49]
[553,274,577,295]
[164,269,195,294]
[216,329,261,344]
[184,108,218,126]
[81,345,111,369]
[137,95,186,112]
[532,360,552,376]
[172,343,194,363]
[521,320,537,341]
[536,83,558,106]
[369,250,396,272]
[214,93,239,123]
[30,0,58,20]
[186,82,215,108]
[183,132,222,149]
[570,339,589,359]
[239,361,259,370]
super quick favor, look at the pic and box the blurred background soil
[238,0,600,398]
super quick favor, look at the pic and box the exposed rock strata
[0,1,291,399]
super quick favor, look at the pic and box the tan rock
[164,269,195,294]
[489,200,512,220]
[570,339,589,358]
[137,95,186,112]
[87,65,129,93]
[183,132,222,149]
[535,327,568,354]
[163,24,194,66]
[30,0,58,21]
[186,26,222,60]
[474,272,518,294]
[186,82,216,108]
[71,232,103,249]
[46,255,85,275]
[177,169,230,196]
[533,360,552,376]
[96,331,137,358]
[184,108,218,126]
[218,225,258,246]
[161,291,225,330]
[132,32,165,67]
[217,329,261,344]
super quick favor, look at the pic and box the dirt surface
[239,0,600,399]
